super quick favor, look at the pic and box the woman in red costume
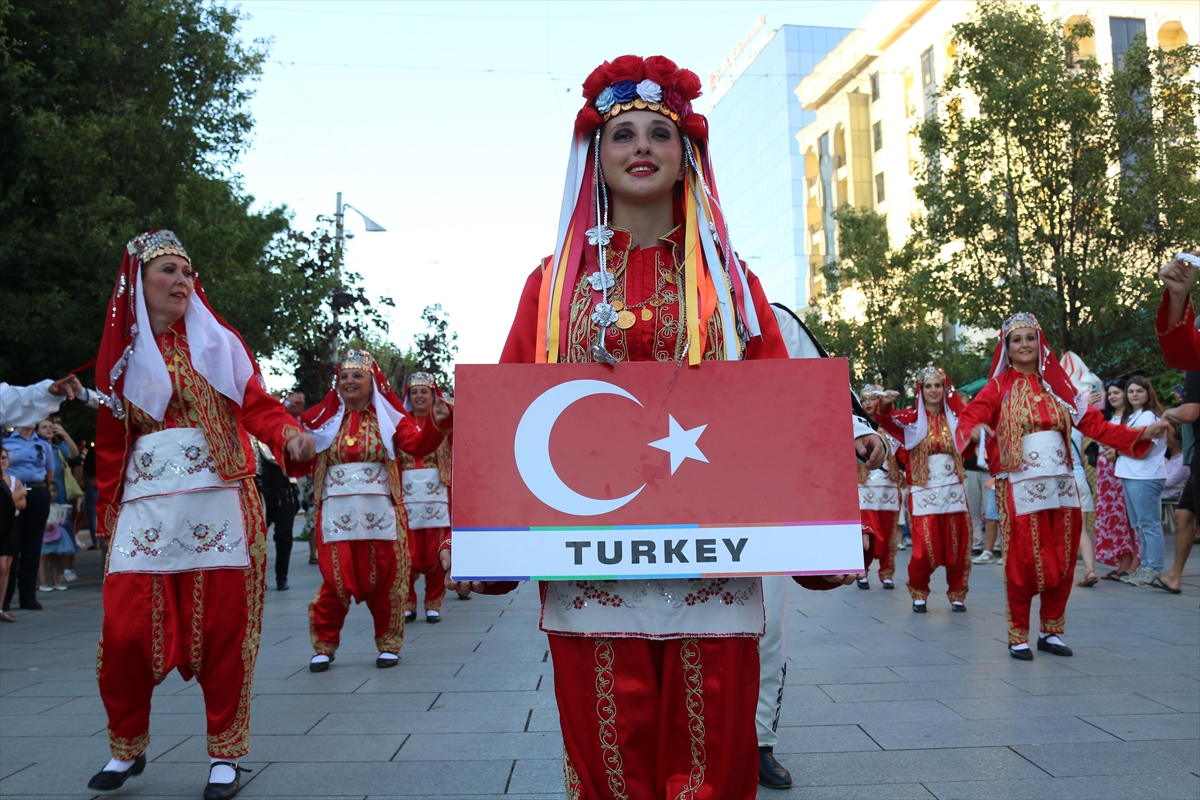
[957,313,1165,660]
[399,372,457,623]
[443,55,883,800]
[300,351,450,672]
[877,367,973,613]
[857,384,904,590]
[89,231,316,800]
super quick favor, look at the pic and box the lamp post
[331,191,387,372]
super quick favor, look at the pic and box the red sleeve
[239,378,309,473]
[393,410,451,460]
[500,264,547,365]
[743,269,790,360]
[955,379,1002,452]
[874,405,907,445]
[1077,407,1151,459]
[94,409,127,540]
[1156,291,1200,370]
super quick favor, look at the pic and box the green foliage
[914,0,1198,378]
[411,304,459,394]
[806,205,989,404]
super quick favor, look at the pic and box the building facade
[794,0,1199,300]
[707,23,852,312]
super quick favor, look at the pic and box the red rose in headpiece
[675,69,703,101]
[606,55,645,84]
[582,62,611,100]
[575,106,603,133]
[643,55,678,86]
[683,113,708,141]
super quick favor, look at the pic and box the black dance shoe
[757,746,792,789]
[87,753,146,790]
[1009,645,1034,661]
[309,654,333,672]
[951,602,966,612]
[376,654,400,668]
[912,601,927,613]
[856,578,870,590]
[404,610,417,623]
[276,579,289,591]
[1037,637,1073,657]
[881,580,895,590]
[203,762,251,800]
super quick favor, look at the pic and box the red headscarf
[95,230,261,422]
[301,350,408,459]
[989,312,1084,420]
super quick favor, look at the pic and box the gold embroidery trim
[676,638,707,800]
[594,638,628,800]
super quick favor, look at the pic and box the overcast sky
[229,0,874,386]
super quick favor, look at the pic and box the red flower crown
[574,55,708,140]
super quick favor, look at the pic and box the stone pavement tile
[940,692,1177,720]
[157,733,409,762]
[1080,712,1200,741]
[1058,655,1200,677]
[999,672,1199,697]
[250,692,441,713]
[457,660,555,677]
[0,734,119,765]
[0,737,192,797]
[819,679,1029,704]
[773,684,836,709]
[889,660,1082,682]
[0,670,50,695]
[236,758,513,796]
[36,695,110,715]
[782,699,964,726]
[525,708,562,732]
[924,773,1200,800]
[310,709,529,735]
[862,715,1118,750]
[1013,739,1200,776]
[353,673,539,693]
[249,672,371,694]
[1136,691,1200,713]
[754,784,936,799]
[782,666,908,685]
[0,695,75,715]
[769,746,1045,785]
[394,731,562,761]
[771,724,881,754]
[794,646,967,668]
[4,680,108,697]
[428,689,560,711]
[505,758,566,795]
[0,713,106,737]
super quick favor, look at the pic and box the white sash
[402,467,450,529]
[321,462,397,543]
[859,468,901,511]
[109,428,248,574]
[1004,431,1080,515]
[909,454,968,517]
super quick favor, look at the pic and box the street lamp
[332,191,387,371]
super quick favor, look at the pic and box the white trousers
[756,575,790,747]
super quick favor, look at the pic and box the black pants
[261,485,298,583]
[5,486,51,608]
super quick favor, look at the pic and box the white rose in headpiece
[635,79,663,103]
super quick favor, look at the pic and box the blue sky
[229,1,875,382]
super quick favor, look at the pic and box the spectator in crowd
[0,446,26,622]
[1070,427,1098,586]
[1158,370,1200,594]
[962,428,990,557]
[2,420,54,611]
[973,478,1002,565]
[1096,381,1141,579]
[1114,376,1168,586]
[81,445,99,549]
[254,438,299,591]
[37,418,80,590]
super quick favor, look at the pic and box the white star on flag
[648,415,709,475]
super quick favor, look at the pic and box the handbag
[56,449,84,503]
[43,523,63,544]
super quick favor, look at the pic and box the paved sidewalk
[1,535,1197,800]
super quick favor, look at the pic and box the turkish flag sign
[452,359,864,580]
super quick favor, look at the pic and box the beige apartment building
[795,0,1199,302]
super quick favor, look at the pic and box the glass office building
[708,25,851,312]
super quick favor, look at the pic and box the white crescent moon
[515,379,646,516]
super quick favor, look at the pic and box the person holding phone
[1157,250,1200,369]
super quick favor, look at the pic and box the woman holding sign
[447,55,884,800]
[877,367,973,613]
[957,313,1165,660]
[89,230,316,799]
[299,351,450,672]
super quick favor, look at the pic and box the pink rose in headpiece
[643,56,678,86]
[661,86,685,115]
[606,55,645,84]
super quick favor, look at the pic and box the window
[1110,17,1147,68]
[875,172,886,204]
[869,71,880,102]
[872,121,883,152]
[920,47,937,118]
